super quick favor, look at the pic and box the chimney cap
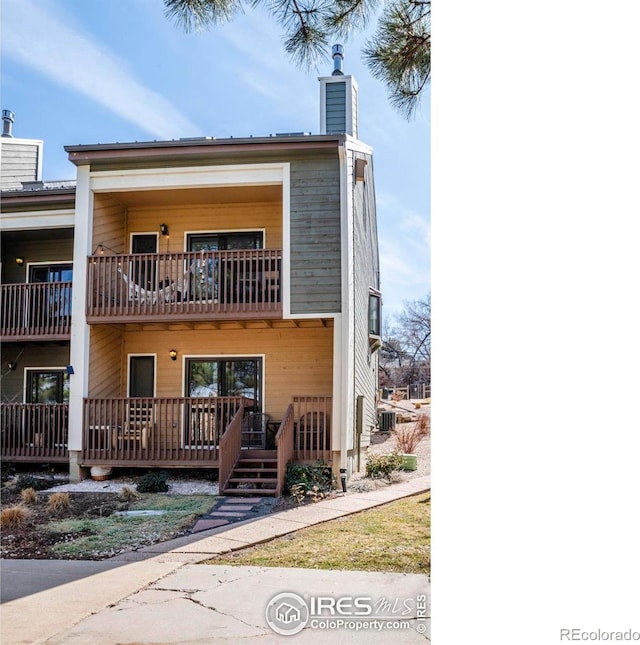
[2,109,15,138]
[332,44,344,76]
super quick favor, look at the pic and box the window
[26,370,69,404]
[28,263,73,283]
[368,291,381,337]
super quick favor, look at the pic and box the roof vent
[274,132,311,137]
[2,109,15,138]
[332,44,344,76]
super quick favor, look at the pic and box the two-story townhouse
[1,52,381,495]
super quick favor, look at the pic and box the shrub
[119,486,141,502]
[20,487,38,505]
[136,471,169,493]
[47,492,71,512]
[285,462,334,504]
[1,505,31,530]
[365,451,404,479]
[14,474,50,491]
[392,416,430,454]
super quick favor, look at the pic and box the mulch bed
[1,485,122,560]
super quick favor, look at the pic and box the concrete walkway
[1,476,430,645]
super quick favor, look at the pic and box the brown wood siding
[0,142,40,190]
[0,344,70,403]
[88,325,124,398]
[289,156,342,314]
[351,151,380,448]
[1,231,74,283]
[125,202,282,251]
[121,324,333,423]
[92,195,126,254]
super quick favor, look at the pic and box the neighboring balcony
[86,250,282,323]
[0,403,69,462]
[1,282,72,341]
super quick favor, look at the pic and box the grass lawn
[207,491,430,574]
[47,494,215,559]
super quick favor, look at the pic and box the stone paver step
[222,497,263,504]
[192,519,229,532]
[223,488,277,496]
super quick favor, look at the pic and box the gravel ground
[39,476,219,496]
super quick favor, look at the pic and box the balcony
[1,282,72,341]
[82,396,248,467]
[86,250,282,323]
[1,403,69,462]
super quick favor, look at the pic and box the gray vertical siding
[1,344,70,402]
[351,150,380,448]
[0,141,40,190]
[289,155,342,314]
[1,230,74,283]
[325,83,347,134]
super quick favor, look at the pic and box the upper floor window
[28,263,73,283]
[368,290,381,338]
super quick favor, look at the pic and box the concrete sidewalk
[1,476,430,644]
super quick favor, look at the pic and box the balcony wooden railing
[1,282,72,340]
[218,405,244,491]
[1,403,69,462]
[292,395,332,462]
[86,250,282,322]
[275,403,295,496]
[82,396,246,467]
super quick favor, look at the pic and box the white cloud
[2,0,198,139]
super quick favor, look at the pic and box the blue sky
[1,0,429,320]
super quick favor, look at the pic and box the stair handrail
[218,404,244,492]
[275,403,295,496]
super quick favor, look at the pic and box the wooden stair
[223,449,278,496]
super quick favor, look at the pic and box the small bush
[365,451,404,479]
[136,471,169,493]
[20,487,38,505]
[47,492,71,512]
[14,474,50,491]
[392,416,430,454]
[1,505,31,530]
[119,486,141,502]
[285,462,334,504]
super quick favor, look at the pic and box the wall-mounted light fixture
[15,257,24,265]
[160,224,169,237]
[66,365,75,375]
[169,349,178,361]
[7,361,17,371]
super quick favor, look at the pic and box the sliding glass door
[185,357,261,445]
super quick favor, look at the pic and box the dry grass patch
[20,488,38,505]
[46,492,71,513]
[208,491,430,574]
[1,505,32,530]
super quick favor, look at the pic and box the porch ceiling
[108,184,281,207]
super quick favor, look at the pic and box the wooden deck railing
[82,396,245,466]
[86,250,282,322]
[275,404,295,496]
[218,405,244,491]
[1,403,69,462]
[1,282,72,340]
[292,395,332,462]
